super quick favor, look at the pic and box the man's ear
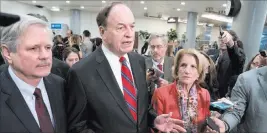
[99,26,105,36]
[1,45,13,65]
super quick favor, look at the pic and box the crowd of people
[0,1,267,133]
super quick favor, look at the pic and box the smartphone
[147,68,155,75]
[260,50,267,57]
[210,101,233,110]
[152,66,164,78]
[206,117,220,132]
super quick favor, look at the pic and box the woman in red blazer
[152,49,210,133]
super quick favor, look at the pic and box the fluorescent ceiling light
[51,7,60,11]
[144,7,147,10]
[32,1,36,3]
[201,13,233,23]
[66,1,70,4]
[181,2,185,5]
[80,6,84,9]
[177,8,181,11]
[222,4,227,7]
[140,1,145,4]
[102,1,106,3]
[167,18,175,22]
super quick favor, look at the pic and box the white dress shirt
[8,66,55,127]
[152,58,164,68]
[102,44,135,94]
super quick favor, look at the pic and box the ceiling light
[144,7,147,10]
[222,3,227,7]
[181,2,185,5]
[66,1,70,4]
[177,8,181,11]
[32,1,36,3]
[102,1,106,3]
[140,1,145,4]
[201,13,233,23]
[51,6,60,11]
[80,6,84,9]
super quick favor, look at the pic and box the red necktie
[119,57,137,121]
[34,88,54,133]
[157,64,163,71]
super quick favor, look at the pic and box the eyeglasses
[150,45,165,49]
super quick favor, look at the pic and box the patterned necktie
[34,88,54,133]
[157,64,163,71]
[119,57,137,121]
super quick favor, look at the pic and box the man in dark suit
[0,13,66,132]
[66,2,186,133]
[145,34,174,102]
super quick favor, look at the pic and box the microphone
[0,12,20,26]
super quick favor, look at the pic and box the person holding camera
[145,34,174,102]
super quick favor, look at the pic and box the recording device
[211,101,233,110]
[219,26,224,37]
[260,50,267,57]
[206,117,220,132]
[0,12,20,26]
[148,68,155,75]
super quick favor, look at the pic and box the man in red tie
[66,2,185,133]
[0,14,66,132]
[145,34,174,102]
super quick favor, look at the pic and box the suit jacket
[145,56,174,102]
[0,70,67,132]
[151,81,210,132]
[51,58,69,80]
[222,66,267,132]
[66,47,157,133]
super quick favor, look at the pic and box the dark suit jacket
[0,70,67,132]
[66,47,157,133]
[145,56,174,103]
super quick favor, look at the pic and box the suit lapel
[128,53,146,125]
[163,57,170,80]
[95,48,136,124]
[1,70,40,132]
[257,68,267,101]
[43,76,58,132]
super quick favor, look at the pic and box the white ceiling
[18,0,230,26]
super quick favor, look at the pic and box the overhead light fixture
[201,13,233,23]
[222,3,227,7]
[177,8,181,11]
[80,6,84,9]
[51,6,60,11]
[66,1,70,4]
[140,1,145,4]
[181,2,185,5]
[32,1,36,3]
[102,1,106,3]
[144,7,147,10]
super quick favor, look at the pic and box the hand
[205,117,226,133]
[221,31,234,48]
[154,112,187,133]
[158,78,169,87]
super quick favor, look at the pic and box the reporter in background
[207,65,267,133]
[145,34,174,102]
[216,30,245,98]
[152,49,210,133]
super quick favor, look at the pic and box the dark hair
[96,2,123,27]
[83,30,91,37]
[91,37,102,46]
[227,30,238,41]
[245,53,260,71]
[62,47,80,61]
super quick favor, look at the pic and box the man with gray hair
[0,14,66,132]
[146,34,174,102]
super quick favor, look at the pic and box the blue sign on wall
[51,23,62,29]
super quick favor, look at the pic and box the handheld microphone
[0,12,20,26]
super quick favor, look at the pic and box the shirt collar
[101,43,130,64]
[8,66,45,98]
[152,57,164,66]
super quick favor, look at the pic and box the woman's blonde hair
[172,49,205,86]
